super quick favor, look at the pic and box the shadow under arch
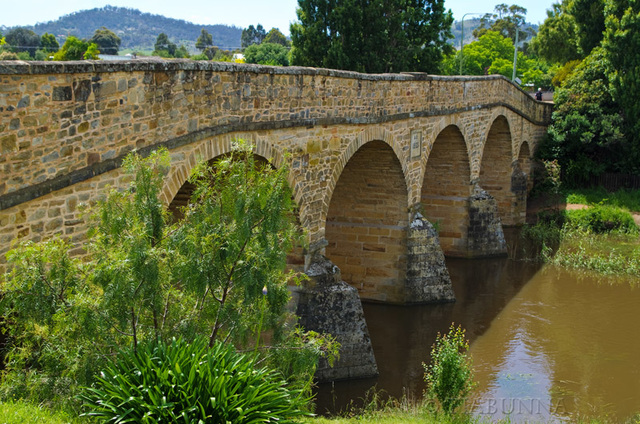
[421,124,473,256]
[324,139,410,304]
[479,115,515,224]
[320,129,410,240]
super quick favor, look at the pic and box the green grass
[0,400,80,424]
[564,187,640,212]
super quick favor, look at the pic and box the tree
[529,3,581,64]
[264,28,289,46]
[603,0,640,157]
[290,0,454,74]
[195,28,213,51]
[89,27,121,55]
[154,32,177,57]
[539,47,627,184]
[244,42,289,66]
[241,24,267,48]
[473,3,535,42]
[0,145,337,410]
[569,0,606,55]
[52,36,99,61]
[40,33,59,53]
[5,27,40,57]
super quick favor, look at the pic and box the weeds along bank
[523,187,640,281]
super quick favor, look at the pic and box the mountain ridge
[1,5,242,52]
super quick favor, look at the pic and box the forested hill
[16,5,242,51]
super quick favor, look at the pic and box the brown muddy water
[315,255,640,422]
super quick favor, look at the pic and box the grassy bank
[0,400,79,424]
[524,188,640,281]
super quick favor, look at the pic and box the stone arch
[161,135,285,208]
[479,115,514,221]
[320,127,410,233]
[324,139,410,303]
[517,140,534,195]
[421,124,473,256]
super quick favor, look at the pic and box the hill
[6,5,242,52]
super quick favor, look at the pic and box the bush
[423,325,475,415]
[566,205,638,234]
[80,337,310,423]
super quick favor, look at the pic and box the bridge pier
[405,212,455,303]
[466,184,508,257]
[295,252,378,381]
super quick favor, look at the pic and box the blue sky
[0,0,556,35]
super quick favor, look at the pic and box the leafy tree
[540,47,627,185]
[40,33,59,53]
[454,30,514,75]
[195,28,214,51]
[264,28,289,46]
[569,0,606,55]
[244,42,290,66]
[529,2,581,64]
[153,32,177,57]
[52,36,98,61]
[5,27,40,57]
[603,0,640,155]
[241,24,267,47]
[290,0,453,73]
[473,3,535,42]
[0,145,337,410]
[89,27,121,55]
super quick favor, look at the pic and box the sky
[0,0,556,35]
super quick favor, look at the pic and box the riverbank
[523,187,640,281]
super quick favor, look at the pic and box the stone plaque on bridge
[410,129,422,158]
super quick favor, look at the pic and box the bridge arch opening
[518,141,533,192]
[479,116,513,221]
[325,140,409,303]
[421,125,472,256]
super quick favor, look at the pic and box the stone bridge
[0,59,552,380]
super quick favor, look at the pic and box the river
[315,253,640,422]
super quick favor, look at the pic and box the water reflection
[315,256,540,414]
[315,257,640,421]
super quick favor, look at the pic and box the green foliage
[242,24,267,48]
[603,0,640,157]
[0,51,19,60]
[53,36,97,61]
[169,143,302,346]
[565,187,640,211]
[264,28,290,46]
[569,0,606,55]
[529,3,581,64]
[291,0,453,73]
[1,144,335,412]
[89,27,121,55]
[40,33,59,53]
[551,59,581,87]
[566,204,638,234]
[5,27,40,57]
[473,3,535,42]
[454,30,513,75]
[244,42,290,66]
[540,47,629,185]
[0,400,79,424]
[153,32,177,57]
[0,238,101,410]
[423,325,475,415]
[80,337,310,423]
[195,28,213,52]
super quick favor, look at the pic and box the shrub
[80,337,310,423]
[566,205,638,234]
[423,325,475,415]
